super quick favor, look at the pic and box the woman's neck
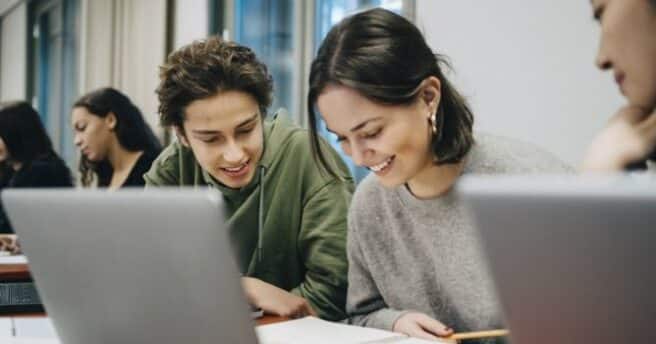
[106,139,139,172]
[405,160,465,200]
[106,140,143,189]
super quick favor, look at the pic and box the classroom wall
[415,0,625,166]
[173,0,209,50]
[0,2,28,101]
[78,0,167,134]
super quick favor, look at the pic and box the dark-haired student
[582,0,656,172]
[0,101,73,235]
[72,87,162,188]
[144,37,352,320]
[307,8,571,342]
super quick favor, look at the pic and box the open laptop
[458,175,656,344]
[2,188,258,344]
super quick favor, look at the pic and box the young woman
[144,37,352,320]
[307,8,571,342]
[72,88,162,188]
[0,101,73,235]
[582,0,656,172]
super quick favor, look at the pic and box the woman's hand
[0,234,21,255]
[241,277,317,318]
[582,105,656,172]
[393,312,454,341]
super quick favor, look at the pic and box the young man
[583,0,656,171]
[145,37,353,320]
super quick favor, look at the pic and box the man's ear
[174,127,190,147]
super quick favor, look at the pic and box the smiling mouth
[220,160,250,177]
[368,156,395,173]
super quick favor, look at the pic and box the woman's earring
[428,111,437,135]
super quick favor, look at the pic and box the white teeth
[224,164,246,172]
[370,157,393,172]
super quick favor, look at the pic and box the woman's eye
[363,129,381,139]
[336,136,347,143]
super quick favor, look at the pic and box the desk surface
[1,263,289,325]
[0,263,30,281]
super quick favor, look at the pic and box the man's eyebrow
[190,113,259,135]
[191,129,219,135]
[235,113,259,128]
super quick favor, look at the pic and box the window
[28,0,78,166]
[233,0,295,116]
[211,0,414,183]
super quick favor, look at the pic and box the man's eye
[237,127,254,135]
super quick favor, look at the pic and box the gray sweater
[346,134,572,336]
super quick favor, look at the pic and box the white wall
[415,0,625,166]
[78,0,167,133]
[78,0,114,92]
[114,0,167,131]
[173,0,208,50]
[0,2,27,101]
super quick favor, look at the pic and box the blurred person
[0,101,73,240]
[582,0,656,172]
[72,88,162,188]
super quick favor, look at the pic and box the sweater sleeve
[345,210,408,330]
[290,180,351,321]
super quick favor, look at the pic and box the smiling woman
[307,8,573,342]
[145,36,353,321]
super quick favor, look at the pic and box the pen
[448,329,509,341]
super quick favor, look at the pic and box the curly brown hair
[156,36,273,131]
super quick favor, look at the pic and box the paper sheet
[256,317,452,344]
[0,255,28,264]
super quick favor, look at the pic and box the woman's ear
[422,76,442,112]
[105,112,118,131]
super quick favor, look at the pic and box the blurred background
[0,0,624,183]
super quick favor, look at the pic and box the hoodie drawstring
[257,165,266,263]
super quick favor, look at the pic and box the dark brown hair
[73,87,162,187]
[308,8,474,176]
[157,36,273,131]
[0,101,54,164]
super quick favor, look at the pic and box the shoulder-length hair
[307,8,475,176]
[73,87,162,186]
[0,101,54,164]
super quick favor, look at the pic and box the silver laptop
[458,175,656,344]
[2,188,258,344]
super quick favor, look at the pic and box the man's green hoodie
[144,111,353,320]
